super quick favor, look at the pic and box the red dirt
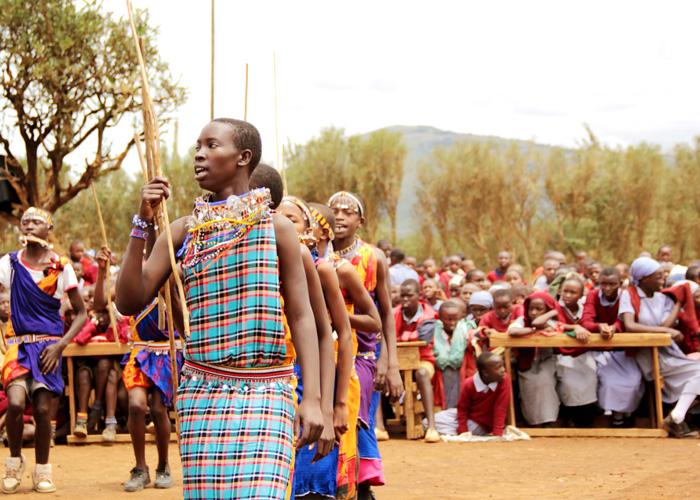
[4,437,700,498]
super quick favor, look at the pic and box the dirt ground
[4,437,700,499]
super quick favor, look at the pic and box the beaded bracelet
[130,228,149,241]
[132,214,154,229]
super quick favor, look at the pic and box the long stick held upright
[89,181,121,347]
[274,53,281,178]
[127,1,188,439]
[244,63,249,121]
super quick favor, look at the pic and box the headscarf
[469,291,493,309]
[327,191,365,218]
[523,292,559,327]
[630,257,661,286]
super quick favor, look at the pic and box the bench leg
[504,347,516,427]
[652,346,664,429]
[67,357,76,437]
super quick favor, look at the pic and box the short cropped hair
[248,163,283,209]
[212,118,262,172]
[400,278,420,294]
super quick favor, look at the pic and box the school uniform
[582,289,644,413]
[619,285,700,405]
[555,299,598,407]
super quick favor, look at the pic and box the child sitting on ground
[422,279,445,311]
[510,285,530,305]
[458,283,481,314]
[479,289,524,349]
[432,352,510,436]
[466,269,488,290]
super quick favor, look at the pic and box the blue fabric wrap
[9,252,65,394]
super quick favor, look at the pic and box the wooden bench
[385,341,426,439]
[489,332,671,437]
[64,343,177,444]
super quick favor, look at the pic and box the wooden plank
[503,347,516,426]
[524,428,668,438]
[63,343,131,357]
[489,332,671,348]
[67,432,178,445]
[396,345,421,371]
[652,346,664,429]
[396,341,427,347]
[67,357,76,437]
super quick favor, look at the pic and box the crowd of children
[380,244,700,442]
[2,118,700,499]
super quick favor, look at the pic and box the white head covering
[489,284,508,293]
[449,275,463,287]
[673,279,700,294]
[469,291,494,308]
[630,257,661,286]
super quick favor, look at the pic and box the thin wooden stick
[164,284,181,442]
[281,144,288,195]
[127,0,190,338]
[273,52,280,176]
[244,63,248,121]
[134,132,149,184]
[90,181,121,347]
[127,1,188,436]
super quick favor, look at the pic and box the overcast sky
[95,0,700,171]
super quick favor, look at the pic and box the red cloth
[456,373,511,436]
[73,317,129,345]
[532,266,544,284]
[580,289,622,334]
[80,258,97,285]
[486,269,505,284]
[439,272,455,297]
[394,300,438,364]
[479,305,524,333]
[517,293,561,371]
[662,284,700,354]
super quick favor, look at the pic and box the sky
[37,1,700,172]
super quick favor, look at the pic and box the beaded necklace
[334,237,361,261]
[181,188,271,272]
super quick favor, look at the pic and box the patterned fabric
[178,361,294,500]
[178,202,293,499]
[184,212,287,368]
[3,252,66,394]
[121,299,183,406]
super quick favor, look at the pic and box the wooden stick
[127,0,190,337]
[164,284,181,443]
[210,0,215,120]
[89,181,121,347]
[281,144,288,196]
[244,63,248,121]
[134,132,149,184]
[273,52,280,176]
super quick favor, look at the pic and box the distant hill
[368,125,560,238]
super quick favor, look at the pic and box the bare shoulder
[272,212,296,245]
[372,246,388,271]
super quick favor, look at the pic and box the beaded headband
[327,191,364,218]
[282,196,316,229]
[309,207,334,241]
[21,207,54,228]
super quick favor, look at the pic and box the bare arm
[40,286,87,374]
[300,247,335,461]
[317,261,354,443]
[274,214,324,449]
[373,248,403,402]
[337,263,382,334]
[115,178,188,315]
[621,312,681,339]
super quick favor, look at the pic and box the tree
[286,127,355,204]
[351,129,407,243]
[0,0,186,221]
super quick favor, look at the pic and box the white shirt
[0,250,78,300]
[473,371,499,393]
[618,285,674,328]
[599,289,620,307]
[402,304,424,325]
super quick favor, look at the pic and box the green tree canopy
[0,0,186,221]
